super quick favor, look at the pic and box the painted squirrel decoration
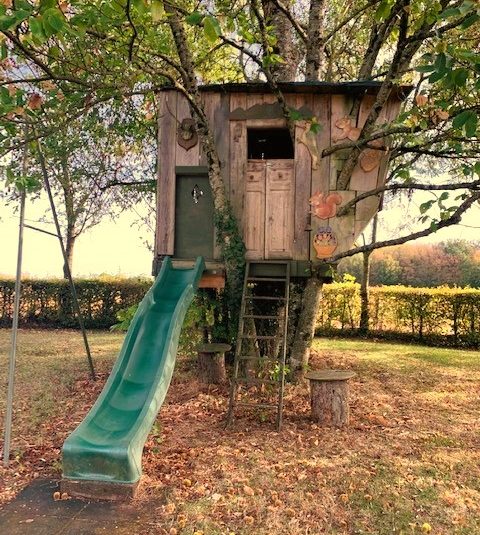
[309,191,343,220]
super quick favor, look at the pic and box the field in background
[1,330,479,534]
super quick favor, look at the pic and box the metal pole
[3,189,26,467]
[35,138,96,381]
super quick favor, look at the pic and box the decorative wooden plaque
[177,118,198,151]
[313,226,338,259]
[309,191,342,220]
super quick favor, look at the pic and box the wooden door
[265,160,294,259]
[244,161,266,259]
[174,174,215,260]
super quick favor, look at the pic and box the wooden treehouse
[154,81,409,427]
[154,82,409,286]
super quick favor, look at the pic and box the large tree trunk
[305,0,327,80]
[166,5,245,341]
[261,0,301,81]
[290,275,324,379]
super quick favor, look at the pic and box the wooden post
[197,343,231,384]
[305,370,356,427]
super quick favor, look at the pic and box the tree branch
[337,179,480,216]
[326,191,480,263]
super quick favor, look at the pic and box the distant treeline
[338,240,480,288]
[317,282,480,347]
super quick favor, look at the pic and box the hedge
[0,277,152,329]
[318,282,480,347]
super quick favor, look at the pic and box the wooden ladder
[226,261,290,431]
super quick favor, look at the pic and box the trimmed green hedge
[0,277,152,329]
[318,282,480,347]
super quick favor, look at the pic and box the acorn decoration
[313,226,338,258]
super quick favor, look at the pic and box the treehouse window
[247,128,294,160]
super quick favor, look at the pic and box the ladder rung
[238,355,280,362]
[245,295,287,301]
[243,314,284,320]
[235,377,279,386]
[236,402,277,409]
[247,277,287,282]
[240,335,277,340]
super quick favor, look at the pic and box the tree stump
[197,343,231,384]
[305,370,356,427]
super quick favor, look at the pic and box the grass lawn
[1,329,479,534]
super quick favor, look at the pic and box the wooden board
[329,94,353,190]
[293,94,312,260]
[156,90,177,256]
[350,95,378,191]
[176,93,200,166]
[229,93,247,226]
[265,160,294,259]
[244,161,266,260]
[213,93,231,194]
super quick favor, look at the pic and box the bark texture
[305,0,327,80]
[290,275,323,379]
[261,0,301,81]
[197,346,228,384]
[309,379,350,427]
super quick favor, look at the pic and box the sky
[1,191,479,279]
[0,198,154,278]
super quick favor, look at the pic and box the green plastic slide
[62,257,205,485]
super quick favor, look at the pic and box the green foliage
[0,277,151,328]
[213,203,246,343]
[318,283,480,347]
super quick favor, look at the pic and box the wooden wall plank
[326,190,356,256]
[156,90,177,256]
[265,160,295,259]
[329,94,353,190]
[229,93,247,226]
[244,161,266,259]
[176,93,200,167]
[293,94,312,260]
[214,93,230,195]
[350,95,377,191]
[309,94,331,261]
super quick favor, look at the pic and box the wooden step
[247,277,287,282]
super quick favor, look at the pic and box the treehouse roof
[162,81,412,100]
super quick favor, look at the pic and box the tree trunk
[63,228,76,279]
[359,214,378,333]
[197,344,229,384]
[359,250,371,333]
[290,275,324,379]
[261,0,301,81]
[305,0,327,80]
[166,5,245,341]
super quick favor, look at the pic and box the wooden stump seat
[305,370,356,427]
[197,343,231,384]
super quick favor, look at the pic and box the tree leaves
[452,110,478,138]
[203,16,221,43]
